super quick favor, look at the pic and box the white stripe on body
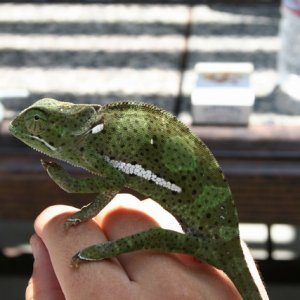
[104,156,182,193]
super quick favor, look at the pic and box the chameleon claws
[40,159,59,170]
[64,218,82,230]
[40,158,51,169]
[71,253,82,268]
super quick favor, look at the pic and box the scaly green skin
[10,98,263,299]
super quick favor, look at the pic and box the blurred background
[0,0,299,299]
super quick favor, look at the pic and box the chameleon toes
[40,159,51,169]
[70,253,82,268]
[64,218,82,230]
[40,159,59,170]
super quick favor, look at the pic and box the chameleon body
[10,99,263,299]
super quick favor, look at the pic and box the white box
[191,63,255,125]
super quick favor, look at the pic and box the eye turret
[24,109,48,134]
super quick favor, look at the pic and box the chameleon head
[9,98,100,158]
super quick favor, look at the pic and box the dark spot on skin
[192,176,196,181]
[181,175,186,180]
[206,213,211,219]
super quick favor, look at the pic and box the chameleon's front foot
[40,159,75,193]
[64,199,107,230]
[41,159,57,171]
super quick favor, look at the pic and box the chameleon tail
[216,242,265,300]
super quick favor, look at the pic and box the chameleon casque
[10,98,264,299]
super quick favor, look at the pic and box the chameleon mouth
[9,119,24,140]
[29,135,57,152]
[8,120,17,136]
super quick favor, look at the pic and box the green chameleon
[10,98,263,299]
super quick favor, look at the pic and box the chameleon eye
[24,109,48,134]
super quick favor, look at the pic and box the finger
[96,195,182,232]
[34,205,131,300]
[26,234,64,300]
[98,195,241,299]
[98,195,198,281]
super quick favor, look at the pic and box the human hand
[26,194,256,300]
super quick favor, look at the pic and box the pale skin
[26,194,267,300]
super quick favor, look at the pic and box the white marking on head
[30,135,57,151]
[150,138,154,145]
[91,123,104,134]
[104,156,182,193]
